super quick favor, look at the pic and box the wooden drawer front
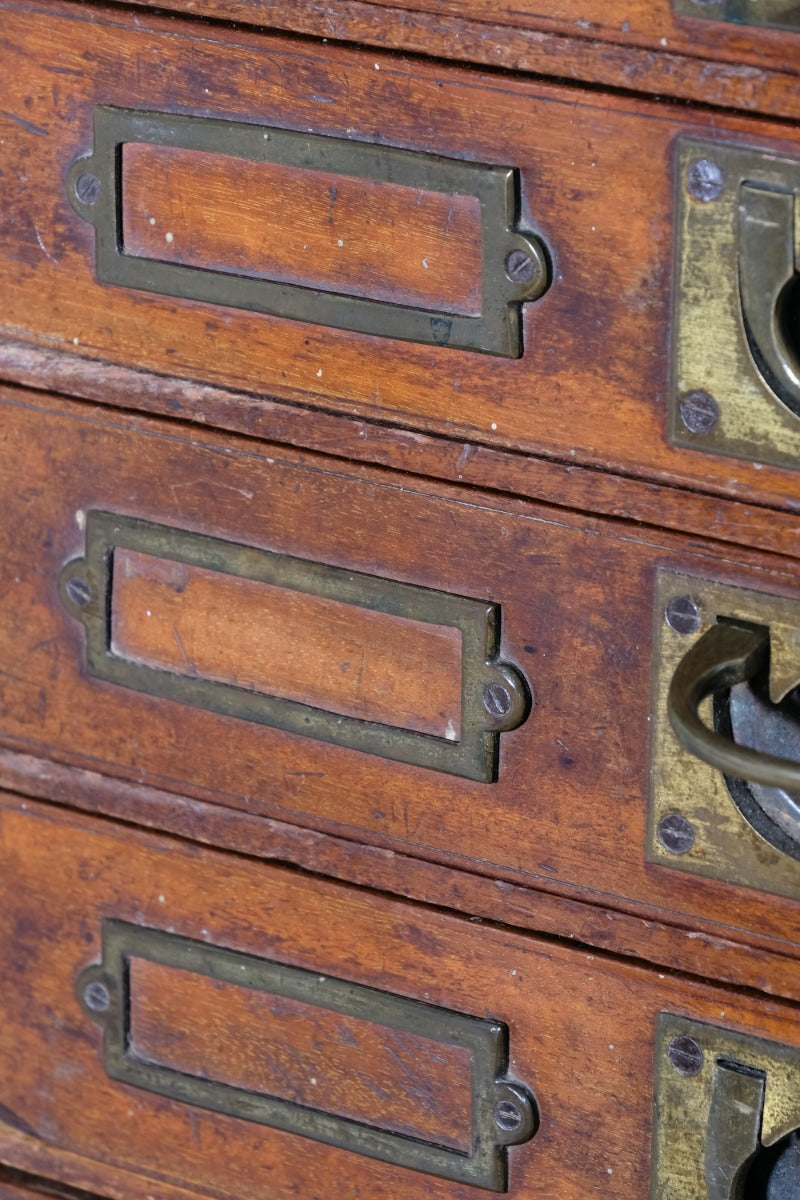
[2,793,800,1200]
[4,384,800,954]
[8,3,800,510]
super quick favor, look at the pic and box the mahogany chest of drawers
[2,3,800,1199]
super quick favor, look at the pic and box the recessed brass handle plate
[58,511,530,781]
[672,0,800,29]
[670,137,800,472]
[66,106,549,357]
[76,920,538,1190]
[652,1013,800,1200]
[648,569,800,898]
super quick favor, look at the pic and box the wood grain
[121,145,483,314]
[1,793,800,1200]
[2,384,800,963]
[111,549,463,738]
[7,3,800,513]
[119,0,800,119]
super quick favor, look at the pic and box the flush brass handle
[738,184,800,417]
[667,620,800,790]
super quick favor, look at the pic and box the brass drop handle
[667,620,800,790]
[738,184,800,414]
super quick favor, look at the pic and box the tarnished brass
[672,0,800,30]
[76,920,538,1190]
[652,1014,800,1200]
[58,511,530,781]
[649,569,800,897]
[66,106,549,357]
[671,138,800,471]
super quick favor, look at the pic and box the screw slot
[65,576,92,608]
[665,594,702,636]
[83,980,110,1013]
[484,682,513,718]
[74,172,101,206]
[504,248,539,286]
[687,158,724,203]
[679,390,719,435]
[667,1034,704,1077]
[493,1099,523,1133]
[658,812,696,856]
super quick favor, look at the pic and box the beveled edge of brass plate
[670,136,800,473]
[75,919,538,1191]
[58,510,531,782]
[65,105,549,358]
[651,1013,800,1200]
[672,0,800,30]
[648,568,800,900]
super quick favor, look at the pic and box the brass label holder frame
[672,0,800,29]
[76,920,537,1190]
[66,106,548,357]
[651,1013,800,1200]
[670,136,800,472]
[648,568,800,900]
[58,511,530,781]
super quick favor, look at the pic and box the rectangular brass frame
[651,1013,800,1200]
[672,0,800,29]
[59,511,528,781]
[76,920,535,1190]
[670,136,800,472]
[648,568,800,900]
[68,106,539,357]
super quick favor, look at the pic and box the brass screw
[664,594,702,636]
[65,576,92,608]
[667,1034,704,1077]
[83,980,110,1012]
[658,812,696,856]
[484,682,513,718]
[75,172,101,205]
[493,1099,523,1133]
[679,390,719,434]
[687,158,724,203]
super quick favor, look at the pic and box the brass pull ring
[667,620,800,790]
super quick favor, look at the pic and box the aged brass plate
[672,0,800,29]
[76,920,537,1190]
[58,511,530,781]
[670,137,800,472]
[648,569,800,898]
[66,106,548,357]
[651,1014,800,1200]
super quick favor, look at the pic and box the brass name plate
[66,106,548,357]
[59,511,530,781]
[672,0,800,29]
[76,920,537,1190]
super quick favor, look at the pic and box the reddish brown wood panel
[130,958,472,1151]
[112,549,463,737]
[120,0,800,111]
[1,384,800,960]
[1,794,800,1200]
[7,3,800,512]
[122,145,483,313]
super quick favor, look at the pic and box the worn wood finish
[112,549,463,737]
[119,0,800,115]
[8,4,800,512]
[6,339,800,562]
[2,793,800,1200]
[3,383,800,960]
[121,145,483,314]
[2,745,799,1002]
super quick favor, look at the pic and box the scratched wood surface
[118,0,800,94]
[2,383,800,964]
[2,793,800,1200]
[8,3,800,515]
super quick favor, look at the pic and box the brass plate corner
[670,136,800,473]
[651,1014,800,1200]
[648,569,800,899]
[672,0,800,30]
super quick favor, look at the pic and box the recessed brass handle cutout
[667,620,800,791]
